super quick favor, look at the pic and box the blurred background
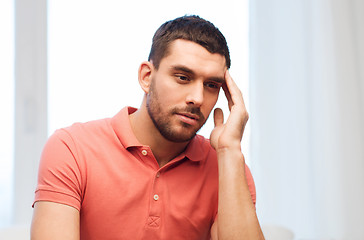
[0,0,363,239]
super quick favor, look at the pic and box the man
[31,15,264,239]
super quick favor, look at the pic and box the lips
[178,112,200,121]
[176,112,200,126]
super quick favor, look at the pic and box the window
[0,0,14,228]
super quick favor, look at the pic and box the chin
[164,129,197,143]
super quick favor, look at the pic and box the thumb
[213,108,224,127]
[210,108,224,150]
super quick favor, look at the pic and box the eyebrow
[170,65,225,84]
[171,65,195,75]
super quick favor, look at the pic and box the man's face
[146,39,226,142]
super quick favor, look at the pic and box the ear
[138,61,154,94]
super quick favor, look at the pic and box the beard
[146,80,206,143]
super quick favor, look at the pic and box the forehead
[159,39,226,76]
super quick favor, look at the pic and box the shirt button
[153,194,159,201]
[156,172,160,178]
[141,150,148,156]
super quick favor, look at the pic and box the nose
[185,82,204,107]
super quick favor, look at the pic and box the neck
[129,103,189,167]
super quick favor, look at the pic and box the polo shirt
[34,107,256,240]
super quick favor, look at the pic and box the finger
[213,108,224,127]
[222,82,233,111]
[224,70,247,110]
[222,71,234,110]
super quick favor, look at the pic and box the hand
[210,71,249,151]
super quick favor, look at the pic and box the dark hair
[148,15,231,69]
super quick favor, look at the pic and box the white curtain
[249,0,364,239]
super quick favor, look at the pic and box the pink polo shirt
[34,107,256,240]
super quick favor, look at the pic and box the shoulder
[52,117,116,147]
[61,118,111,138]
[41,118,114,168]
[42,117,117,168]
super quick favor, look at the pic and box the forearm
[216,147,264,240]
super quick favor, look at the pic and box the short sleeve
[244,164,257,206]
[33,129,83,211]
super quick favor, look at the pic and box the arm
[31,130,83,240]
[31,201,80,240]
[210,71,264,240]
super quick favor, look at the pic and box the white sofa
[0,225,30,240]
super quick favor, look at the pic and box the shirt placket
[138,147,164,239]
[147,170,162,228]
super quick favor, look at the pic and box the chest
[78,147,218,240]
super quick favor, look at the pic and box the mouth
[178,112,200,121]
[176,112,200,126]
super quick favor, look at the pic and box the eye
[176,74,190,82]
[204,82,220,89]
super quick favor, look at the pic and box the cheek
[203,92,220,115]
[208,90,220,105]
[151,78,177,103]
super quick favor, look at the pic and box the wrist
[216,147,246,178]
[215,144,241,154]
[216,146,244,162]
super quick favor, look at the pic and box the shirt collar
[111,106,142,149]
[183,135,211,162]
[111,106,210,162]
